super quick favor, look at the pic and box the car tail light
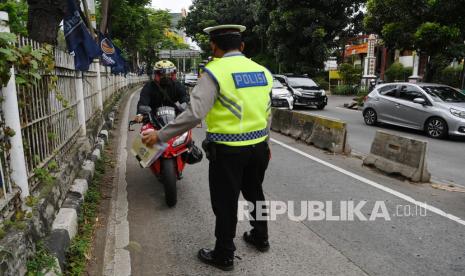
[363,96,368,102]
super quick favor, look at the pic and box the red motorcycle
[129,105,202,207]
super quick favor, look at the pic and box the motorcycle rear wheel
[161,159,177,207]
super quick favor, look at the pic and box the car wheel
[425,117,448,139]
[316,104,325,110]
[363,108,378,126]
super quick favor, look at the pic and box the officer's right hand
[134,114,143,123]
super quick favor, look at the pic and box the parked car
[363,82,465,138]
[271,79,294,110]
[274,74,328,109]
[184,73,198,87]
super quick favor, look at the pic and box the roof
[381,82,451,87]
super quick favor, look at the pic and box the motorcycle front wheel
[161,158,177,207]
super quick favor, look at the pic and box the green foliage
[33,166,57,199]
[434,65,463,88]
[384,62,412,82]
[254,0,365,74]
[333,85,358,96]
[33,167,55,186]
[365,0,465,81]
[2,217,27,232]
[182,0,364,72]
[26,241,60,276]
[0,0,28,36]
[180,0,262,58]
[314,77,329,91]
[0,32,55,88]
[339,63,362,85]
[107,0,188,71]
[0,227,5,240]
[47,132,57,141]
[3,126,15,137]
[414,22,460,55]
[47,160,59,172]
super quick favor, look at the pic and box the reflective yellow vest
[204,54,273,146]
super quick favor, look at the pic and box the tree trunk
[424,56,434,82]
[460,64,465,90]
[27,0,67,44]
[99,0,111,34]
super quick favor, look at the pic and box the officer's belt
[206,128,268,142]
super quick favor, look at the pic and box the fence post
[0,12,30,198]
[96,61,103,110]
[75,71,87,135]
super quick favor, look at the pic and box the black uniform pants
[208,141,270,259]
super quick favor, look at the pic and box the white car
[184,73,198,87]
[271,79,294,110]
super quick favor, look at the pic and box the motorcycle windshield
[155,106,176,127]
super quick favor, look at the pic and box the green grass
[64,154,106,275]
[26,241,60,276]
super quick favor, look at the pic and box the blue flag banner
[99,33,117,66]
[64,0,101,71]
[110,46,128,75]
[98,33,127,75]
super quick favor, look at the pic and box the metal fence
[15,37,81,188]
[0,26,148,210]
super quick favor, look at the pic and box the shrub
[436,65,462,88]
[384,62,413,82]
[385,62,408,82]
[339,63,362,85]
[333,85,358,95]
[314,76,329,90]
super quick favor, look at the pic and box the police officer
[141,24,273,271]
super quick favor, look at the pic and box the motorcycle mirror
[128,121,136,131]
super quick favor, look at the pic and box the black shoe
[197,248,234,271]
[243,231,270,252]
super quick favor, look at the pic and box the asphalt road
[297,96,465,186]
[108,90,465,276]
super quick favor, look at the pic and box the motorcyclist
[135,60,188,122]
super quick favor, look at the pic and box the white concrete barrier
[363,130,430,182]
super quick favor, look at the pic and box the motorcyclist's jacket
[137,80,188,114]
[204,54,273,146]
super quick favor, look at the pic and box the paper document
[131,136,167,168]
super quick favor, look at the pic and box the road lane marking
[103,90,139,276]
[270,138,465,227]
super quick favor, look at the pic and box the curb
[43,125,108,274]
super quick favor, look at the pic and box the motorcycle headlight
[450,108,465,119]
[320,89,326,96]
[172,132,188,147]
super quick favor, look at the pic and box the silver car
[271,79,294,110]
[363,83,465,138]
